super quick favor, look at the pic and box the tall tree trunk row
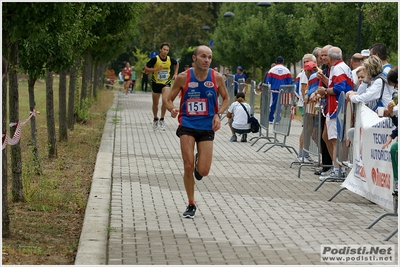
[59,69,68,142]
[46,70,57,158]
[9,40,24,202]
[68,57,80,131]
[2,33,11,237]
[80,51,92,108]
[28,76,41,174]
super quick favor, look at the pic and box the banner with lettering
[342,103,395,211]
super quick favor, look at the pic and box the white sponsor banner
[342,104,395,211]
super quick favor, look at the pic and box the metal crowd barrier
[250,83,275,145]
[220,74,235,122]
[249,80,256,115]
[256,84,297,154]
[289,98,323,177]
[326,98,398,241]
[315,91,349,191]
[238,78,245,94]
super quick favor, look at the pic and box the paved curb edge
[74,92,118,265]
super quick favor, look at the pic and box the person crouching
[227,92,252,142]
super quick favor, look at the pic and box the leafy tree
[362,2,398,59]
[137,3,220,58]
[80,3,145,104]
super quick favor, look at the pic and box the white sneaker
[153,120,158,130]
[320,168,332,176]
[295,156,309,163]
[342,161,353,168]
[305,156,317,163]
[319,170,338,181]
[159,120,165,131]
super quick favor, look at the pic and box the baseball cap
[236,92,245,99]
[361,49,370,57]
[237,66,243,71]
[303,61,317,71]
[276,56,284,63]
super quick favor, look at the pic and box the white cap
[361,49,370,57]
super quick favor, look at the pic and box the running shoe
[183,204,196,218]
[159,120,165,131]
[194,153,203,180]
[230,134,237,142]
[153,118,158,131]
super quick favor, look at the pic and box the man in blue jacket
[265,56,293,123]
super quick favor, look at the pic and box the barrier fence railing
[249,80,256,116]
[289,98,330,178]
[256,84,297,154]
[250,83,275,145]
[315,91,349,191]
[326,101,397,241]
[220,74,235,122]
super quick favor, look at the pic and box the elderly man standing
[314,46,354,180]
[265,56,293,124]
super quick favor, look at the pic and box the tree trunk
[28,76,41,174]
[9,41,24,202]
[2,44,11,237]
[92,59,99,99]
[80,51,92,108]
[93,60,106,98]
[68,57,80,131]
[46,70,57,158]
[59,69,68,141]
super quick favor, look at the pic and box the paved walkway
[75,91,398,265]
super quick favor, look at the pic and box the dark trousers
[320,115,332,170]
[142,78,148,92]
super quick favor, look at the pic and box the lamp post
[356,2,363,52]
[201,25,212,48]
[257,2,272,81]
[258,2,271,7]
[223,11,234,17]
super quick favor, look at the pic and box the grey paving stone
[76,91,398,265]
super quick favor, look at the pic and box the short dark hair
[369,43,388,61]
[160,42,170,50]
[387,66,398,85]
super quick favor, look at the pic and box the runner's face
[193,48,212,71]
[160,46,169,57]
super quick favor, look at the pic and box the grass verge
[2,76,115,265]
